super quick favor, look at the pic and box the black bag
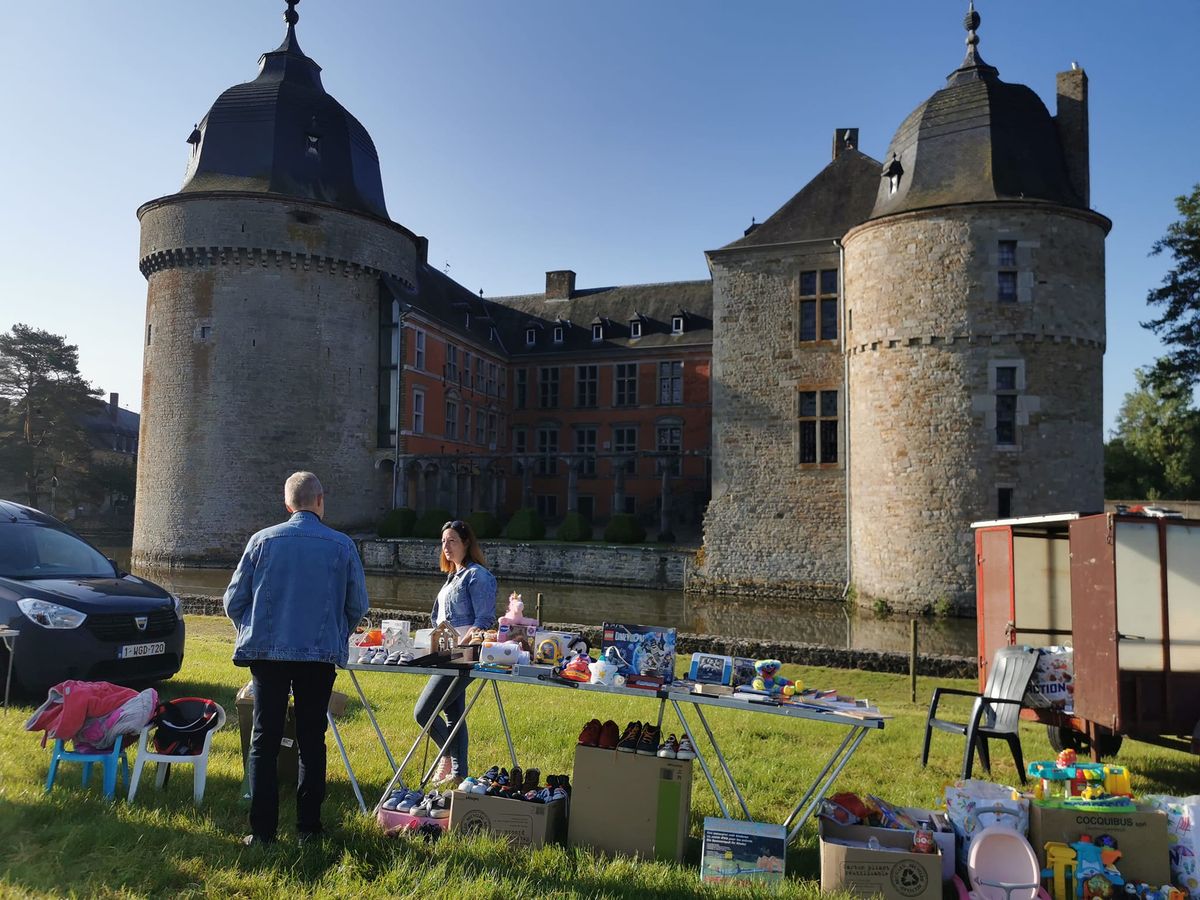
[151,697,223,756]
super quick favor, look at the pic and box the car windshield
[0,523,116,579]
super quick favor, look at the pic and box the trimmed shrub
[467,511,501,539]
[377,507,416,538]
[603,513,646,544]
[413,508,453,539]
[555,511,591,542]
[503,508,546,541]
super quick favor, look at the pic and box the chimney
[1055,67,1089,207]
[415,235,429,265]
[545,270,576,300]
[109,392,119,421]
[832,128,859,160]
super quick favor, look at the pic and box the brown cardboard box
[567,745,693,861]
[1028,803,1170,886]
[235,682,350,788]
[448,791,566,848]
[820,820,943,900]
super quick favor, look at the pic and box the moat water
[101,545,977,657]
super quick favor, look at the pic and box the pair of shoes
[396,790,424,814]
[382,788,412,811]
[596,720,619,750]
[385,649,413,665]
[459,777,487,795]
[657,734,679,758]
[415,790,450,819]
[616,721,642,752]
[675,735,696,760]
[433,756,455,783]
[241,834,275,847]
[577,718,602,746]
[362,647,388,664]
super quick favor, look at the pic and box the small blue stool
[45,738,130,800]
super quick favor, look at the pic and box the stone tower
[843,7,1109,611]
[133,2,420,566]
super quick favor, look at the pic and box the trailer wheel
[1046,725,1123,759]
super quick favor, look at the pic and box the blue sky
[0,1,1195,435]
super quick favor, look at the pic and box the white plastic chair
[127,704,227,804]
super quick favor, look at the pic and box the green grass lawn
[1,616,1196,899]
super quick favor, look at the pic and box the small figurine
[429,621,459,655]
[1058,748,1078,767]
[752,659,798,697]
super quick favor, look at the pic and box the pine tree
[1143,184,1200,389]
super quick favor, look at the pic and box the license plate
[119,641,165,659]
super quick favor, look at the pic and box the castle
[133,3,1107,614]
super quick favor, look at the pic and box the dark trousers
[413,674,470,777]
[248,660,336,839]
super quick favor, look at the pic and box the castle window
[462,406,471,444]
[592,323,603,342]
[997,486,1013,519]
[487,412,498,449]
[671,316,685,335]
[576,365,598,408]
[539,366,560,408]
[995,366,1018,445]
[658,361,683,404]
[614,425,637,474]
[615,363,638,407]
[444,400,458,440]
[414,330,426,370]
[629,319,642,339]
[475,356,485,391]
[536,494,558,519]
[553,325,565,344]
[446,344,459,382]
[412,389,425,434]
[475,406,486,444]
[515,368,528,409]
[487,362,497,396]
[656,421,682,476]
[798,270,839,342]
[799,388,838,464]
[525,327,536,346]
[463,351,472,387]
[146,323,152,346]
[997,240,1019,303]
[198,325,212,341]
[575,426,597,476]
[537,427,559,475]
[512,428,527,474]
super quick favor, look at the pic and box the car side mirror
[107,558,127,577]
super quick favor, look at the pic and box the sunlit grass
[0,615,1195,898]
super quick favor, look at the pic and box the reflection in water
[103,546,976,656]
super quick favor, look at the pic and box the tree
[1105,366,1200,501]
[1143,184,1200,389]
[0,324,101,510]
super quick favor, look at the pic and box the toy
[497,592,538,651]
[1028,760,1131,804]
[588,655,617,686]
[601,622,676,683]
[429,621,459,655]
[479,641,522,666]
[688,653,733,685]
[1042,837,1124,900]
[751,660,798,697]
[535,638,563,666]
[558,653,591,683]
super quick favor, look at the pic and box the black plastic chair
[920,646,1039,782]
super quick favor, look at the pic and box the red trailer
[973,511,1200,759]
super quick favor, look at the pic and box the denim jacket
[224,511,370,667]
[432,562,498,630]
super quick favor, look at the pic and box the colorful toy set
[1029,750,1132,808]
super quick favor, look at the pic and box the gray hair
[284,471,323,510]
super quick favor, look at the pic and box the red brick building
[380,266,712,534]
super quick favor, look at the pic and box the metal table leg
[785,726,870,843]
[346,669,397,771]
[327,711,366,814]
[692,703,752,820]
[671,699,731,819]
[491,680,519,770]
[782,728,857,830]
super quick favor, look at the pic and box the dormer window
[629,319,643,339]
[884,154,904,196]
[671,316,685,335]
[592,323,603,342]
[525,328,536,347]
[553,325,564,343]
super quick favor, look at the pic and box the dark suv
[0,499,184,695]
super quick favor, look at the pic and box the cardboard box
[1029,803,1170,886]
[235,683,349,789]
[448,791,565,848]
[819,820,942,900]
[568,745,692,861]
[899,807,956,883]
[701,817,786,887]
[377,807,448,836]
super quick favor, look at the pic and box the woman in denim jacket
[415,519,497,781]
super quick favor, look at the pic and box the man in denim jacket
[224,471,369,846]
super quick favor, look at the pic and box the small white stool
[128,704,227,804]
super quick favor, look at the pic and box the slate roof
[720,148,882,251]
[178,14,389,220]
[868,11,1082,219]
[486,281,713,357]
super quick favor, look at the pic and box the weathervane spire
[947,0,998,85]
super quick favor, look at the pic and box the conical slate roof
[869,4,1081,220]
[179,1,389,219]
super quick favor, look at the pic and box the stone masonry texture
[133,194,418,566]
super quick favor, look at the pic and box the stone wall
[843,203,1108,613]
[359,538,693,590]
[133,194,418,566]
[699,242,848,599]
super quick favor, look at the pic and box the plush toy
[752,659,798,697]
